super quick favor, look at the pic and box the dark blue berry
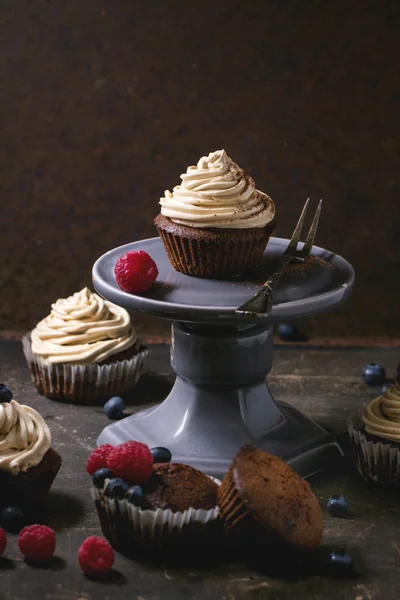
[126,485,147,508]
[104,396,125,420]
[104,477,129,499]
[329,550,354,573]
[276,323,307,342]
[150,446,172,463]
[327,495,348,518]
[1,506,25,533]
[381,381,394,394]
[0,384,13,403]
[92,468,114,489]
[362,363,386,386]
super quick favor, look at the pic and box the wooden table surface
[0,339,399,600]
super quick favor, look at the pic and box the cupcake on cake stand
[93,236,354,479]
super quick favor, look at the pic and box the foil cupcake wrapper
[92,476,222,551]
[156,226,271,279]
[22,334,148,403]
[347,407,400,486]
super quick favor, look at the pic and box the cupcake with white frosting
[348,367,400,486]
[23,287,147,403]
[154,149,276,278]
[0,385,61,512]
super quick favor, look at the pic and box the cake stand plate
[93,236,355,479]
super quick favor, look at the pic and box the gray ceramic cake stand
[92,236,355,480]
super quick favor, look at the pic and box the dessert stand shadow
[93,237,355,479]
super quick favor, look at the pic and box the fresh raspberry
[78,536,114,576]
[18,525,56,562]
[86,444,113,476]
[114,250,158,294]
[107,440,153,484]
[0,528,7,555]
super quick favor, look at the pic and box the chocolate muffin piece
[0,447,62,513]
[142,463,218,512]
[361,428,400,448]
[154,213,276,279]
[218,446,323,550]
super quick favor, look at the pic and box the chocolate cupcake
[92,461,221,552]
[0,385,62,513]
[218,445,323,550]
[348,368,400,486]
[155,149,276,279]
[141,462,218,511]
[23,287,147,403]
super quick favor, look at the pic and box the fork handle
[235,254,294,315]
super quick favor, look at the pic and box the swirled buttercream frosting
[0,400,51,474]
[160,149,275,229]
[31,288,137,365]
[362,382,400,442]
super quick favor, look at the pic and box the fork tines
[234,197,323,317]
[287,198,322,257]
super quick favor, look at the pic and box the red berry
[18,525,55,562]
[78,536,114,576]
[86,444,113,476]
[114,250,158,294]
[0,528,7,555]
[107,440,153,484]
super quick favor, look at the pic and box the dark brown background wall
[1,1,399,338]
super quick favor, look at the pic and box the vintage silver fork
[235,198,322,317]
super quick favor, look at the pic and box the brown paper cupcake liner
[347,408,400,487]
[155,215,276,279]
[0,447,62,512]
[22,335,147,404]
[217,465,263,542]
[92,477,222,553]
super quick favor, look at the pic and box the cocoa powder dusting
[284,255,332,277]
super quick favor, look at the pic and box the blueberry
[1,506,25,533]
[362,363,386,386]
[0,384,13,403]
[104,396,125,420]
[327,495,348,518]
[92,468,114,489]
[126,485,147,508]
[104,477,129,499]
[276,323,307,342]
[150,446,172,463]
[329,550,354,574]
[381,381,394,394]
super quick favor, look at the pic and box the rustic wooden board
[0,340,399,600]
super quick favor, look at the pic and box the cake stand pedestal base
[98,322,342,479]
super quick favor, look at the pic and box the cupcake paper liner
[156,226,272,279]
[347,408,400,487]
[92,476,222,552]
[217,465,253,534]
[0,447,62,512]
[217,465,273,544]
[22,334,148,404]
